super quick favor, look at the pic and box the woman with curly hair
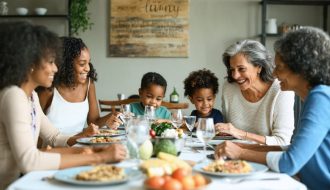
[38,37,121,136]
[216,40,295,145]
[0,22,126,189]
[183,69,223,125]
[215,27,330,189]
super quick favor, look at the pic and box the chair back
[99,98,189,113]
[99,98,139,113]
[161,101,189,110]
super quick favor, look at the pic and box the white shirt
[221,80,295,145]
[46,81,90,135]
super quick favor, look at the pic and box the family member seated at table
[215,27,330,190]
[216,40,295,145]
[37,37,121,137]
[130,72,171,119]
[183,69,223,128]
[0,22,127,189]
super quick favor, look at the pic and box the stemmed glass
[171,109,183,129]
[120,104,132,132]
[126,117,150,165]
[144,105,155,123]
[183,115,196,142]
[196,118,215,160]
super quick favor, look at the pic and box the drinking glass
[171,109,183,129]
[196,118,215,160]
[126,117,150,165]
[144,105,155,122]
[183,115,196,142]
[120,104,132,131]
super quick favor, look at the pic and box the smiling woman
[0,21,127,189]
[215,26,330,190]
[217,40,295,146]
[37,37,122,139]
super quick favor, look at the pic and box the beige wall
[6,0,325,114]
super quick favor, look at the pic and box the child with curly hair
[183,69,223,125]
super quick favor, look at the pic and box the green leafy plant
[70,0,93,36]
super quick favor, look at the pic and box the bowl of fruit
[144,168,211,190]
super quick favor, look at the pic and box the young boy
[130,72,171,119]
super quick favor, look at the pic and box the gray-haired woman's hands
[215,123,247,140]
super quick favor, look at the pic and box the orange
[193,174,206,187]
[162,178,183,190]
[181,176,195,190]
[172,168,189,181]
[145,176,165,189]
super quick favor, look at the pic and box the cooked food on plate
[203,160,252,174]
[98,129,120,136]
[76,165,126,181]
[90,136,121,143]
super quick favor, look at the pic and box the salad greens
[150,122,173,136]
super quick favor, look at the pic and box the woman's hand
[97,144,127,163]
[215,123,245,139]
[105,112,123,129]
[214,141,243,160]
[82,123,99,137]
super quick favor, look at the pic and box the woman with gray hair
[215,40,295,145]
[215,27,330,190]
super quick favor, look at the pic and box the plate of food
[54,165,142,186]
[213,132,235,140]
[94,129,126,137]
[193,160,268,177]
[76,136,124,145]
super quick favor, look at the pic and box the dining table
[7,138,307,190]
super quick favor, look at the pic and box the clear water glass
[184,115,196,142]
[196,118,215,160]
[126,117,150,165]
[171,109,183,129]
[144,105,155,122]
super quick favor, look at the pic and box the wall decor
[109,0,189,57]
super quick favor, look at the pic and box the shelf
[260,0,330,44]
[263,0,330,5]
[0,15,69,18]
[0,0,71,36]
[258,33,282,38]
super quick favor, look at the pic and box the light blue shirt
[267,85,330,189]
[130,102,171,119]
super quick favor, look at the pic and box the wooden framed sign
[109,0,189,57]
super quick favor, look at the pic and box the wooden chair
[98,98,139,113]
[98,98,189,113]
[161,101,189,110]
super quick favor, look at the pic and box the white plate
[213,135,235,140]
[54,166,141,186]
[76,137,125,145]
[93,129,126,137]
[194,161,268,177]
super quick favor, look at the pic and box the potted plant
[70,0,93,36]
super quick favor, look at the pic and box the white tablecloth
[7,140,307,190]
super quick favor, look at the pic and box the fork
[225,177,280,183]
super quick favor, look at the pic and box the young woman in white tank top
[37,37,122,138]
